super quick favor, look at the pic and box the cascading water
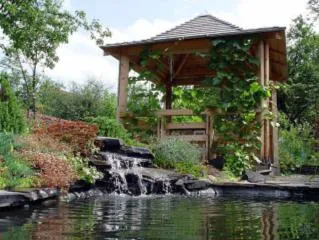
[89,137,217,196]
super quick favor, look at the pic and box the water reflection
[0,196,318,240]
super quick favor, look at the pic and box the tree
[280,16,319,125]
[0,73,26,133]
[37,78,116,120]
[0,0,111,117]
[308,0,319,18]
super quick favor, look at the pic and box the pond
[0,194,318,240]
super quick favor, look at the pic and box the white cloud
[46,18,178,91]
[211,0,308,29]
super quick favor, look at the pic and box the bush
[33,116,98,156]
[0,73,26,133]
[223,143,253,177]
[279,115,318,172]
[17,134,102,187]
[0,133,35,189]
[152,137,204,177]
[85,116,144,146]
[66,155,102,184]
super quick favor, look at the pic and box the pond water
[0,194,318,240]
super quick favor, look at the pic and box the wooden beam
[104,38,212,56]
[156,109,194,116]
[258,40,265,160]
[269,48,286,56]
[264,42,270,162]
[117,55,130,121]
[271,89,280,175]
[173,54,189,79]
[166,122,206,130]
[171,134,208,142]
[165,83,172,110]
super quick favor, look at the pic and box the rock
[208,175,217,182]
[0,191,29,208]
[242,170,266,183]
[184,180,212,191]
[153,180,172,194]
[209,156,225,170]
[69,180,93,193]
[119,146,154,161]
[95,137,123,152]
[0,188,59,209]
[125,173,144,195]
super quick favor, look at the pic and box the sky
[46,0,310,91]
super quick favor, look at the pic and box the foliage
[0,133,35,189]
[279,114,319,172]
[85,116,144,146]
[152,137,204,177]
[33,116,98,155]
[308,0,319,19]
[16,132,103,187]
[223,143,253,176]
[127,75,162,143]
[0,0,111,115]
[203,39,271,176]
[280,16,319,125]
[0,73,26,133]
[37,79,117,121]
[86,116,129,139]
[21,151,76,188]
[66,155,102,184]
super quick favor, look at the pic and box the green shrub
[66,154,103,184]
[279,115,318,172]
[85,116,144,146]
[152,137,204,177]
[0,73,26,134]
[223,143,253,177]
[0,133,34,189]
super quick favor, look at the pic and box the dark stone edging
[2,180,319,210]
[211,182,319,200]
[0,188,59,209]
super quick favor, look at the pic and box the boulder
[184,180,212,191]
[120,146,154,160]
[0,191,29,208]
[95,137,123,152]
[242,170,266,183]
[209,156,225,170]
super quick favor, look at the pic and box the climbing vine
[203,39,271,175]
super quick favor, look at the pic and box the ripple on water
[0,196,319,240]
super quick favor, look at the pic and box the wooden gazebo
[101,15,287,175]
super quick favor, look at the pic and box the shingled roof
[102,14,285,48]
[150,14,242,41]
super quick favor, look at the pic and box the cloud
[46,18,178,91]
[211,0,308,29]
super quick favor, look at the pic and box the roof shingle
[151,14,242,41]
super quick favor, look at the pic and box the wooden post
[264,42,270,162]
[258,41,265,161]
[117,55,130,121]
[271,89,280,175]
[165,83,172,110]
